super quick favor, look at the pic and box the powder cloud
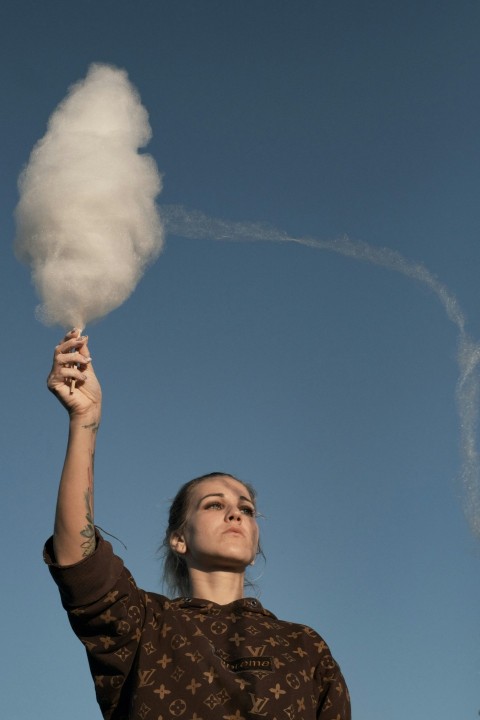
[14,63,164,329]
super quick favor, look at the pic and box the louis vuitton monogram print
[45,534,350,720]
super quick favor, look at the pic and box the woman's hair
[160,472,259,598]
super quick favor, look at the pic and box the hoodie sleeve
[44,531,150,719]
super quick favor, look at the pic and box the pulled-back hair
[160,472,259,598]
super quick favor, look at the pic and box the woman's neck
[188,568,246,605]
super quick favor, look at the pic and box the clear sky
[1,2,479,719]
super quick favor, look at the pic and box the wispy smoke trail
[161,204,480,538]
[14,63,163,329]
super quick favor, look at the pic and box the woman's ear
[170,532,187,555]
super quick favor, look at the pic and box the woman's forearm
[53,412,101,565]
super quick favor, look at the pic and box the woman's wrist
[68,409,101,431]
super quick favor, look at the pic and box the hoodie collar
[170,596,276,618]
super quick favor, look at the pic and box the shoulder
[269,616,336,660]
[268,613,325,641]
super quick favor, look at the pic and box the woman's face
[173,475,259,573]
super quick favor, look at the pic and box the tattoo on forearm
[78,426,97,557]
[80,486,95,557]
[82,421,100,433]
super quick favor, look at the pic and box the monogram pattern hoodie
[44,533,351,720]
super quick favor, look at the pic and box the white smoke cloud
[14,63,164,329]
[161,204,480,539]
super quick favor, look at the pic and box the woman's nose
[226,506,241,522]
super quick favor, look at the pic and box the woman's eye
[203,502,256,516]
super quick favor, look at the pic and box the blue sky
[1,2,480,719]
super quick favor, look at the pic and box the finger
[56,350,92,368]
[58,328,82,344]
[48,365,88,389]
[48,353,90,379]
[54,335,88,359]
[77,335,91,360]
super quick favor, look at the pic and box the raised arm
[47,329,102,566]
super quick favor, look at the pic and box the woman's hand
[47,329,102,418]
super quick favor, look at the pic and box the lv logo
[137,668,156,687]
[248,693,270,716]
[246,644,268,656]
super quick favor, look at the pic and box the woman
[44,330,351,720]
